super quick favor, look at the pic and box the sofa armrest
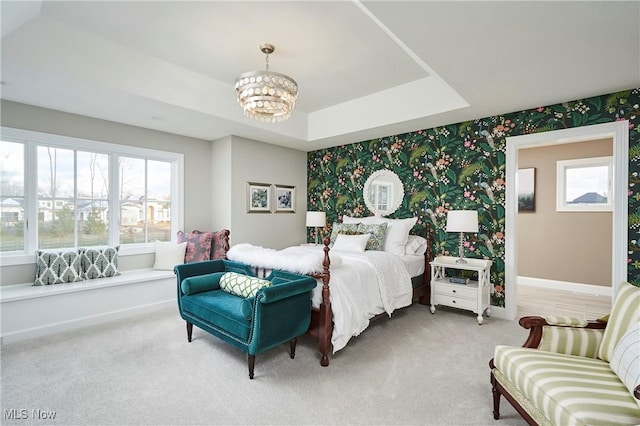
[180,272,224,295]
[257,275,316,304]
[519,316,607,357]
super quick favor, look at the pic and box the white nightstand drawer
[433,293,477,311]
[434,283,477,299]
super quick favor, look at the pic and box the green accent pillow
[329,222,361,244]
[219,272,271,298]
[598,281,640,362]
[358,222,387,251]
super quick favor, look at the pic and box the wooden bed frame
[220,223,432,367]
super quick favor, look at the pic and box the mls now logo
[4,409,57,420]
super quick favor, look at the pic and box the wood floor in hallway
[517,284,612,320]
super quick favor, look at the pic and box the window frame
[556,156,613,212]
[1,126,184,266]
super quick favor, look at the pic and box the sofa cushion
[80,246,121,279]
[610,321,640,408]
[494,345,640,425]
[538,325,604,358]
[34,250,83,285]
[181,272,225,296]
[599,281,640,362]
[219,272,271,298]
[181,290,252,340]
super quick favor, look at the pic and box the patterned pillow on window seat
[209,229,230,260]
[34,250,83,285]
[79,246,121,279]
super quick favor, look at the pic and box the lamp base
[456,231,467,263]
[314,226,319,245]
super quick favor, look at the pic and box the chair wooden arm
[518,315,607,349]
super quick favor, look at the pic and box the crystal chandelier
[234,43,298,123]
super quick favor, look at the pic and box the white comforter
[227,244,413,353]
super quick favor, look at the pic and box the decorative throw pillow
[153,241,188,271]
[34,250,83,285]
[177,231,214,263]
[219,272,271,298]
[609,321,640,407]
[210,229,230,260]
[329,222,361,244]
[80,246,121,279]
[357,222,387,251]
[598,281,640,362]
[332,233,371,252]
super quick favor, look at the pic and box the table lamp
[306,211,326,245]
[446,210,478,264]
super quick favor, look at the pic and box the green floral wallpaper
[307,88,640,307]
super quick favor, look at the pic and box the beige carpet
[1,304,529,425]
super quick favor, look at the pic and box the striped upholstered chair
[490,281,640,425]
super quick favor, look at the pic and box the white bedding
[228,243,417,353]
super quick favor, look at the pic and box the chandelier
[234,43,298,123]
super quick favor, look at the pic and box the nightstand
[429,256,492,324]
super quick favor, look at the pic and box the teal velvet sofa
[175,259,316,379]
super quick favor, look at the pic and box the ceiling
[1,1,639,152]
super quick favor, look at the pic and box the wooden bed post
[420,223,432,305]
[318,237,332,366]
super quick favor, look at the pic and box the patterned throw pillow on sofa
[34,250,83,285]
[80,246,121,279]
[219,272,271,298]
[177,231,214,263]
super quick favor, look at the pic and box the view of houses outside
[0,141,171,252]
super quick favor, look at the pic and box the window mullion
[109,154,120,246]
[25,141,38,253]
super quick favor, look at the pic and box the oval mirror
[363,169,404,216]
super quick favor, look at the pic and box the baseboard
[518,276,612,297]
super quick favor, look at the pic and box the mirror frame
[363,169,404,217]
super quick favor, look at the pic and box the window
[556,156,613,212]
[1,127,183,264]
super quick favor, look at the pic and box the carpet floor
[1,303,529,425]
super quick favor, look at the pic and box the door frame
[503,121,629,321]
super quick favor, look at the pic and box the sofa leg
[186,322,193,342]
[248,355,255,380]
[290,338,297,359]
[491,375,501,420]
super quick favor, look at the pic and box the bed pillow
[342,215,384,225]
[609,321,640,407]
[153,241,188,270]
[405,235,428,256]
[80,246,121,279]
[34,250,83,285]
[219,272,271,298]
[332,233,370,252]
[380,217,418,255]
[357,222,387,251]
[329,222,361,244]
[178,230,213,263]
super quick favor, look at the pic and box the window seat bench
[1,269,176,344]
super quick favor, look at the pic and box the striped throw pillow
[598,281,640,362]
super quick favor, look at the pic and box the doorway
[503,121,629,321]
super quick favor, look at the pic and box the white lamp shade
[306,211,326,227]
[446,210,478,233]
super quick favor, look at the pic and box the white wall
[226,135,308,249]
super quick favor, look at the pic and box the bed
[225,217,432,367]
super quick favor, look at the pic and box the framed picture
[274,185,295,213]
[247,182,272,213]
[517,168,536,212]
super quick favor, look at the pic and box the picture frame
[517,168,536,212]
[274,184,295,213]
[247,182,272,213]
